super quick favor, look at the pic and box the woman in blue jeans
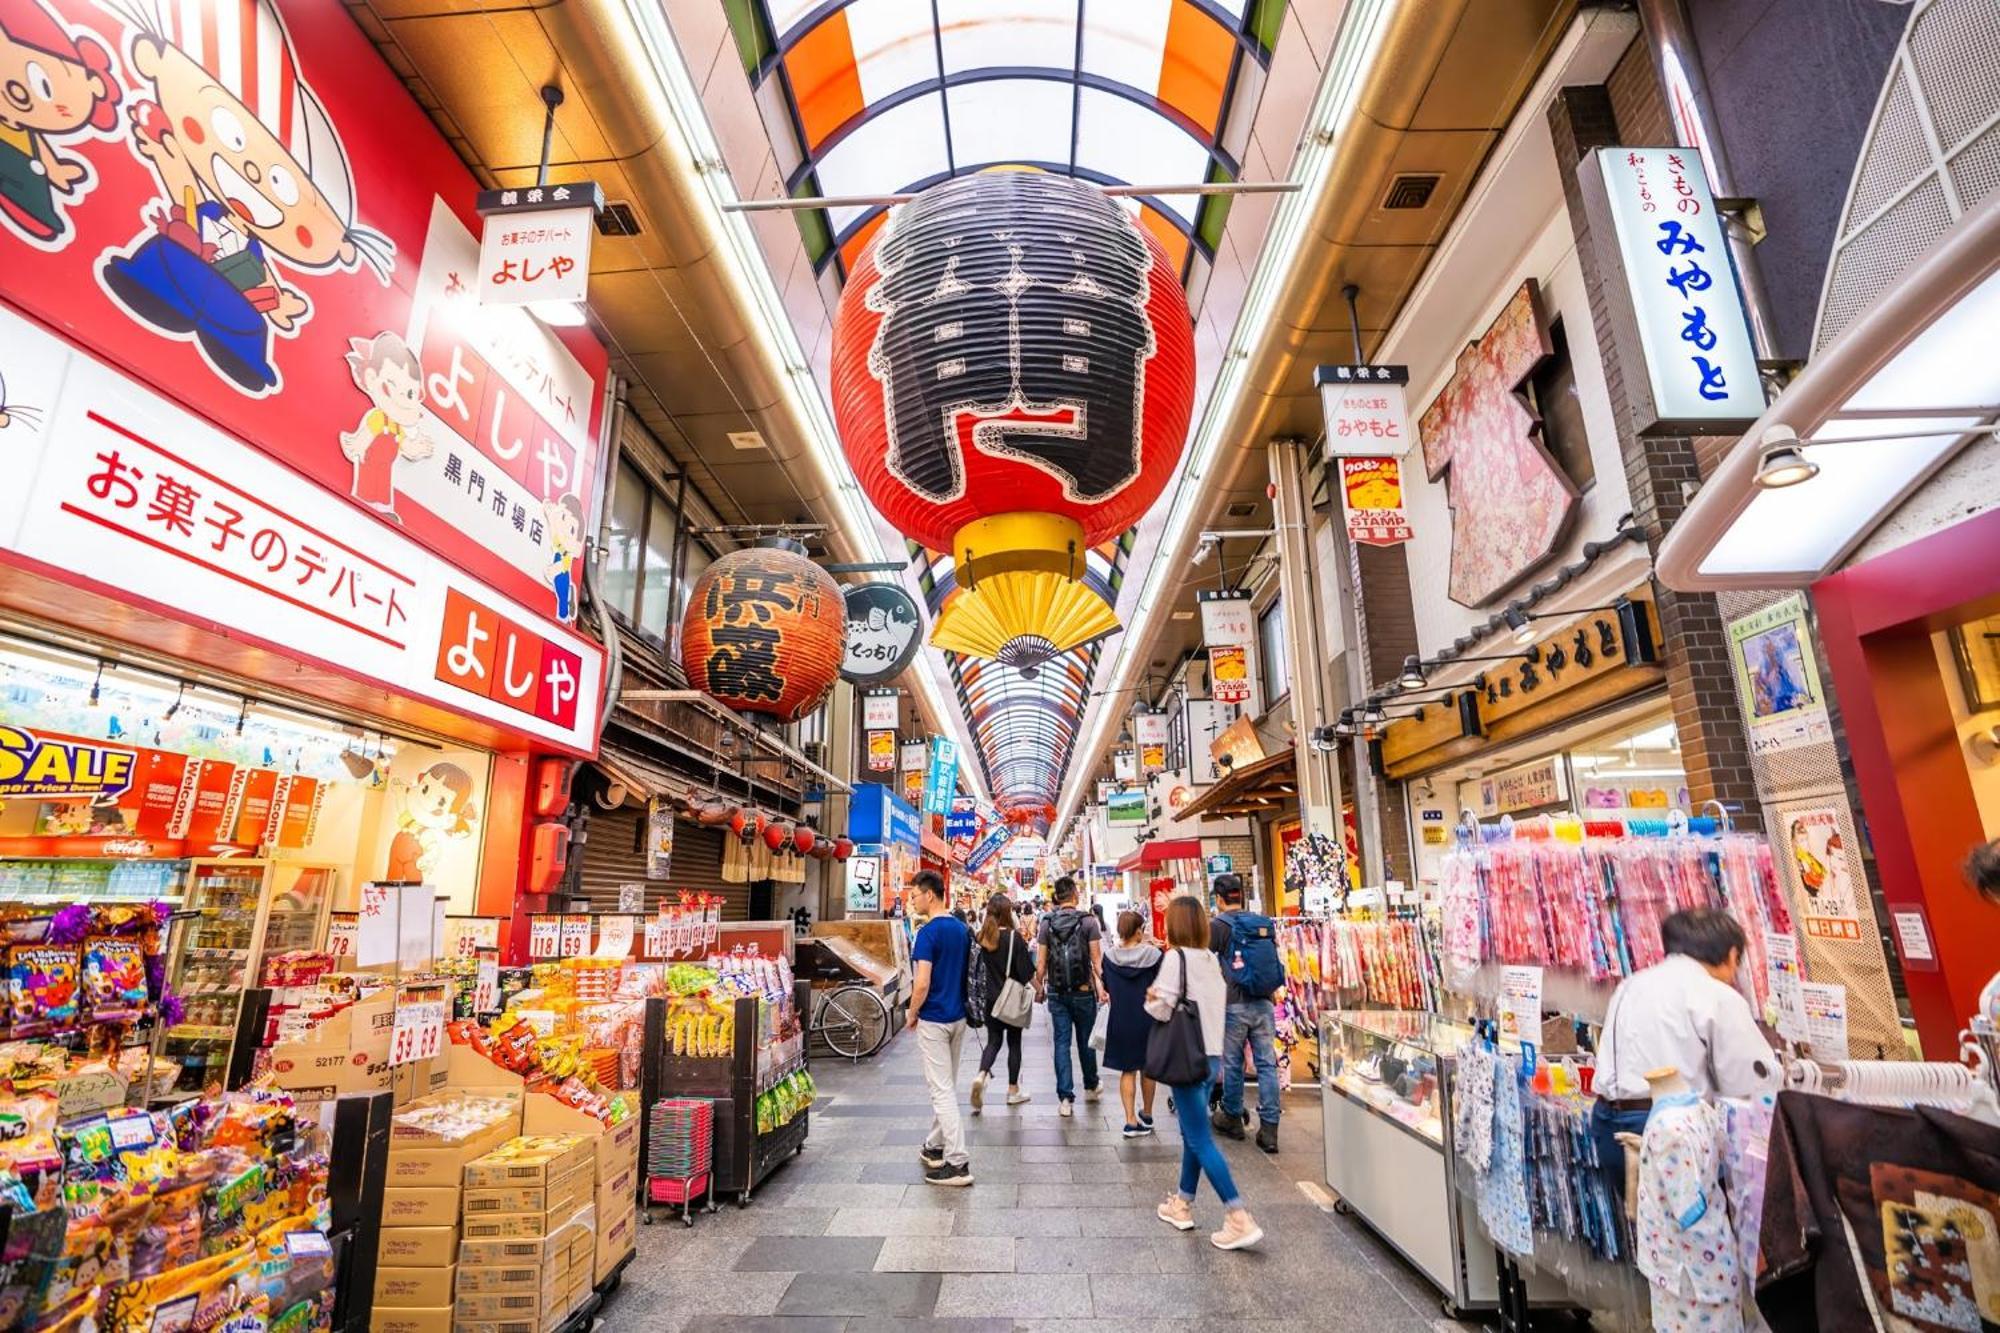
[1145,896,1263,1251]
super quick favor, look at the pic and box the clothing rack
[1783,1053,2000,1119]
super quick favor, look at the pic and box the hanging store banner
[1198,590,1260,711]
[845,855,882,913]
[1096,779,1117,805]
[1580,147,1763,433]
[0,0,609,633]
[1185,699,1238,786]
[861,692,901,732]
[646,798,674,879]
[0,305,606,755]
[1106,791,1145,825]
[476,189,602,309]
[1337,456,1414,547]
[1210,716,1267,774]
[866,730,897,772]
[841,584,924,685]
[945,796,979,844]
[964,823,1010,874]
[1135,712,1169,776]
[0,726,137,801]
[1113,750,1137,784]
[922,738,959,816]
[1782,807,1864,945]
[1726,595,1831,756]
[1315,364,1412,458]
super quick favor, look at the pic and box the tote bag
[990,933,1034,1029]
[1144,949,1209,1087]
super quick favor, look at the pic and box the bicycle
[810,981,891,1060]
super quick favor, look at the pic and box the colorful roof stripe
[724,0,1286,307]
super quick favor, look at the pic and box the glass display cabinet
[157,859,337,1094]
[1320,1012,1568,1319]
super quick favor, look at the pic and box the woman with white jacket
[1146,895,1263,1250]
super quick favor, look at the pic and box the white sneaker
[1058,1100,1073,1118]
[969,1070,987,1114]
[1084,1087,1102,1103]
[1006,1089,1031,1105]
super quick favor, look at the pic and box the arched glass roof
[724,0,1284,297]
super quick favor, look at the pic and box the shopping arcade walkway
[605,1008,1476,1332]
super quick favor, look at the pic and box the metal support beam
[1266,438,1344,863]
[618,689,853,794]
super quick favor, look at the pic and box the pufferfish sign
[830,173,1195,671]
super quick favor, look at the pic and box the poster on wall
[1728,596,1831,756]
[376,750,489,911]
[1783,808,1864,944]
[646,798,674,879]
[846,855,882,913]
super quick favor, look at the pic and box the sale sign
[1338,456,1414,547]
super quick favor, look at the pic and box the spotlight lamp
[162,682,186,720]
[1497,596,1635,648]
[1332,712,1358,739]
[87,661,103,708]
[1504,603,1536,646]
[1397,655,1427,691]
[1754,425,1819,489]
[1359,703,1387,729]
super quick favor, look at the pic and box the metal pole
[1337,285,1386,888]
[536,86,564,189]
[1266,438,1342,848]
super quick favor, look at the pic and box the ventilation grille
[596,202,643,237]
[1225,501,1257,517]
[1382,174,1440,210]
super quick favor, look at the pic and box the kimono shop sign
[0,304,605,754]
[1315,364,1411,459]
[0,0,608,635]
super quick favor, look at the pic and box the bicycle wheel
[820,985,890,1060]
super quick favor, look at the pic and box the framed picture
[1948,616,2000,712]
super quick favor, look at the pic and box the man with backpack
[1032,876,1105,1117]
[1207,873,1285,1153]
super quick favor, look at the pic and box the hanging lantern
[831,172,1195,669]
[832,837,855,861]
[792,826,818,856]
[727,807,750,839]
[680,537,844,722]
[763,820,791,853]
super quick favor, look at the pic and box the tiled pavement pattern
[602,1014,1482,1332]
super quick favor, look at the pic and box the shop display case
[1320,1012,1568,1318]
[157,859,337,1094]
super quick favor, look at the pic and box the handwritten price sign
[389,1000,446,1066]
[528,915,560,959]
[559,914,590,958]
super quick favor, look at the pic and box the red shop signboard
[0,0,607,636]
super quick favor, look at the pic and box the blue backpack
[1219,911,1285,998]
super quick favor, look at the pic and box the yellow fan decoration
[929,513,1118,669]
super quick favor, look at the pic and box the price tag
[474,957,499,1013]
[326,915,357,959]
[594,915,634,958]
[390,999,446,1066]
[642,919,666,958]
[559,915,591,958]
[356,882,397,966]
[1497,964,1543,1046]
[528,915,560,959]
[285,1231,332,1260]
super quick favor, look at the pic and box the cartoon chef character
[96,0,393,394]
[384,761,478,882]
[0,0,120,247]
[0,365,44,431]
[339,331,432,521]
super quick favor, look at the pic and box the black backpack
[964,934,990,1026]
[1045,911,1092,994]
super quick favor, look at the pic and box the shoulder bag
[1144,948,1209,1087]
[990,932,1034,1029]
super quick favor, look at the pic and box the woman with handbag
[970,894,1036,1112]
[1101,910,1163,1138]
[1145,896,1263,1250]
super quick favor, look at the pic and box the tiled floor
[601,1013,1479,1332]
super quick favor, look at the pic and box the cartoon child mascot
[541,492,584,625]
[0,0,120,247]
[95,0,393,394]
[340,331,432,521]
[385,761,478,882]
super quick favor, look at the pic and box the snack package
[9,944,81,1033]
[83,937,149,1023]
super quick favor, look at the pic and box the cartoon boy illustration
[96,0,393,394]
[541,492,584,624]
[0,0,120,246]
[384,761,478,882]
[339,331,432,521]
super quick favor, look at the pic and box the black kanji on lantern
[865,174,1156,506]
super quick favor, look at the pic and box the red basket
[649,1172,711,1205]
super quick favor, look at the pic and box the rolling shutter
[573,804,742,920]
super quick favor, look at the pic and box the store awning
[1658,195,2000,592]
[1173,750,1297,822]
[1113,838,1203,873]
[592,744,688,806]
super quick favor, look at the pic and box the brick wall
[1355,543,1419,690]
[1548,83,1764,824]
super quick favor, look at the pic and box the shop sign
[1418,281,1578,608]
[899,742,926,805]
[1581,147,1763,433]
[1106,791,1145,825]
[866,730,897,772]
[1478,756,1568,816]
[1184,699,1238,786]
[1096,779,1117,805]
[849,783,921,850]
[1135,711,1168,775]
[1781,807,1864,944]
[0,726,135,801]
[945,796,979,842]
[476,187,602,309]
[645,799,674,878]
[1209,716,1266,774]
[1336,456,1413,547]
[846,855,882,913]
[1316,364,1412,459]
[0,305,605,755]
[1726,594,1830,756]
[965,824,1010,874]
[1113,750,1137,784]
[1199,589,1260,710]
[841,585,924,685]
[861,691,902,732]
[0,0,608,626]
[922,737,959,816]
[1206,854,1232,875]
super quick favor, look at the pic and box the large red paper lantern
[680,538,843,723]
[831,172,1194,668]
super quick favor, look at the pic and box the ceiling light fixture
[86,661,103,707]
[162,682,185,720]
[1397,655,1427,690]
[1754,426,1819,489]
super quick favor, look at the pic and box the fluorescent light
[529,300,588,327]
[1056,0,1400,830]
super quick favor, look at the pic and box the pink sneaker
[1156,1195,1195,1232]
[1210,1210,1263,1251]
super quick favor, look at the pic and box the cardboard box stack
[456,1135,599,1332]
[525,1093,641,1283]
[370,1090,523,1333]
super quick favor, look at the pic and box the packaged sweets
[82,936,149,1023]
[9,944,81,1033]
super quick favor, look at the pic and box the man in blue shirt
[907,869,974,1186]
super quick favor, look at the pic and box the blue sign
[923,738,959,816]
[965,825,1011,874]
[945,810,979,840]
[848,783,921,851]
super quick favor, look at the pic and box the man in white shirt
[1589,908,1780,1204]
